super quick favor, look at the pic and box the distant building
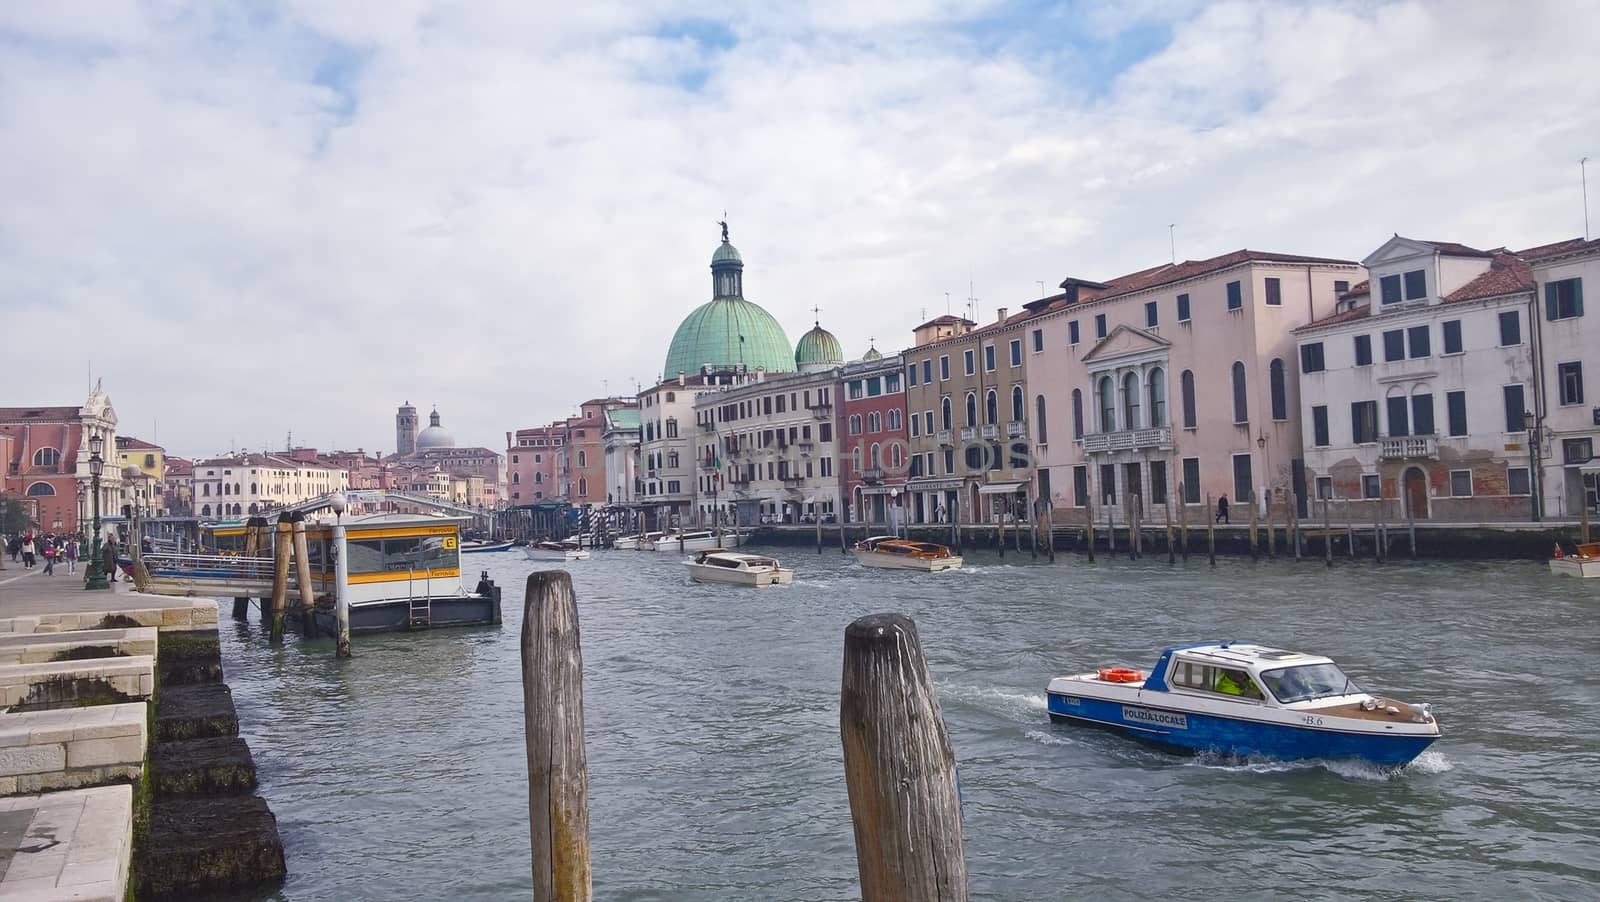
[839,349,908,525]
[162,457,194,516]
[395,402,419,457]
[115,436,165,517]
[602,407,642,507]
[694,366,841,525]
[193,452,348,519]
[386,407,505,509]
[558,399,634,508]
[1522,238,1600,518]
[0,382,123,534]
[506,425,563,505]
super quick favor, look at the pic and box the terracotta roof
[1518,237,1600,260]
[1071,249,1358,306]
[1443,253,1533,303]
[913,314,975,331]
[116,436,162,450]
[1416,240,1493,258]
[0,406,80,422]
[1296,304,1372,331]
[164,458,194,476]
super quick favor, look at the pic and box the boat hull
[652,534,740,552]
[853,550,963,571]
[1045,690,1435,766]
[461,541,514,554]
[523,547,590,561]
[686,564,794,587]
[1548,557,1600,578]
[311,594,502,634]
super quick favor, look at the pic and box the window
[1503,384,1526,433]
[1334,280,1349,295]
[577,450,587,467]
[984,345,996,372]
[1100,463,1116,504]
[1232,453,1253,503]
[1151,460,1168,505]
[1558,362,1585,405]
[985,389,998,425]
[965,393,977,427]
[1386,396,1409,437]
[1545,278,1583,320]
[923,359,932,383]
[1407,325,1430,358]
[1011,385,1024,422]
[1498,310,1521,346]
[1300,343,1325,373]
[1383,329,1405,362]
[1231,362,1248,423]
[1362,474,1380,499]
[849,415,862,435]
[1009,339,1021,367]
[1095,314,1107,339]
[1225,281,1242,311]
[1177,294,1191,322]
[888,409,902,430]
[1412,393,1435,435]
[1122,373,1141,429]
[1565,437,1595,465]
[1145,301,1158,327]
[941,398,952,431]
[1069,320,1080,345]
[910,412,920,437]
[940,356,950,381]
[1182,458,1200,504]
[907,365,918,387]
[1442,320,1463,354]
[1351,400,1379,444]
[886,372,900,393]
[31,447,60,468]
[1311,406,1329,446]
[964,349,975,376]
[1035,396,1048,443]
[1099,376,1116,432]
[1449,470,1472,497]
[867,378,882,397]
[1404,269,1426,300]
[1073,465,1089,506]
[1380,274,1402,305]
[1508,467,1531,496]
[1269,359,1287,420]
[1315,476,1333,499]
[1181,370,1197,428]
[25,481,54,496]
[1354,334,1372,366]
[1264,277,1282,306]
[924,411,934,435]
[1446,390,1468,436]
[1032,329,1043,352]
[1148,368,1167,427]
[1071,389,1084,439]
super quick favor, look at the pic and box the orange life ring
[1098,667,1145,683]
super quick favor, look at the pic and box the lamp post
[1524,411,1541,522]
[84,433,109,590]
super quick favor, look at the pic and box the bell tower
[396,401,418,456]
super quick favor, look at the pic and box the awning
[978,481,1027,495]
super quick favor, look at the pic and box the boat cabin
[1146,644,1361,708]
[692,550,779,570]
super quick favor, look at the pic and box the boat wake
[939,683,1048,722]
[1023,728,1074,747]
[1181,748,1454,782]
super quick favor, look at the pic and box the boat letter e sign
[1123,706,1188,730]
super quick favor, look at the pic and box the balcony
[781,472,805,484]
[699,459,718,470]
[1379,435,1438,460]
[982,424,999,440]
[699,420,716,432]
[936,429,954,446]
[1007,421,1026,438]
[959,427,977,441]
[861,466,885,484]
[1081,426,1173,454]
[808,402,833,419]
[798,441,814,454]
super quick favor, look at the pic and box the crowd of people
[4,531,121,580]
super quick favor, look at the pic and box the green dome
[795,324,844,371]
[712,242,743,265]
[664,298,795,377]
[862,345,883,361]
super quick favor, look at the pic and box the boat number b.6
[1300,715,1325,727]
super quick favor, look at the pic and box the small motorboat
[685,549,794,587]
[1549,542,1600,578]
[852,536,963,571]
[613,531,664,551]
[461,540,514,554]
[651,530,740,552]
[1046,643,1440,767]
[523,541,590,561]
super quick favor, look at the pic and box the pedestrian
[66,538,79,574]
[21,534,36,569]
[103,535,119,582]
[1215,495,1231,524]
[41,541,55,576]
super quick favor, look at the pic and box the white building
[193,453,348,519]
[602,407,642,506]
[1524,237,1600,517]
[693,369,840,525]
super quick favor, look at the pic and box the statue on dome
[719,219,729,242]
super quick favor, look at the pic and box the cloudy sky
[1,0,1594,458]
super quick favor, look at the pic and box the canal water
[226,547,1600,901]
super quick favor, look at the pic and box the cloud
[0,0,1594,458]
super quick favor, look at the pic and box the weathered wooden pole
[292,513,316,639]
[840,613,969,902]
[1248,493,1260,562]
[1084,495,1096,562]
[816,507,823,555]
[1206,492,1216,567]
[333,521,351,658]
[1107,501,1116,554]
[1322,496,1333,568]
[233,597,250,620]
[1015,499,1024,557]
[1346,506,1356,559]
[1373,500,1384,564]
[1164,496,1175,564]
[1178,484,1189,562]
[1044,499,1055,562]
[1407,506,1417,559]
[270,514,292,644]
[1582,493,1591,544]
[997,498,1006,559]
[1290,493,1302,563]
[520,571,592,902]
[1265,493,1276,559]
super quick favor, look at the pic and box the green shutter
[1575,279,1585,317]
[1546,282,1559,320]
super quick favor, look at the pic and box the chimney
[997,307,1008,324]
[678,370,686,387]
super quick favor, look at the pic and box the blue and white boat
[1046,643,1440,767]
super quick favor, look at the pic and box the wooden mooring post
[1265,494,1276,560]
[1084,497,1096,563]
[1290,493,1302,563]
[1178,484,1189,562]
[1248,494,1260,561]
[1407,507,1417,559]
[270,514,292,644]
[520,571,593,902]
[1322,496,1333,568]
[816,510,823,555]
[293,513,316,639]
[1106,502,1116,554]
[841,613,969,902]
[1043,499,1055,562]
[1582,495,1592,545]
[1206,493,1217,567]
[1164,497,1175,564]
[333,521,351,658]
[1373,501,1384,564]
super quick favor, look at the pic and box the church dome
[862,344,883,361]
[415,408,455,450]
[662,226,794,378]
[795,323,844,373]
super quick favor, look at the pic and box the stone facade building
[0,383,123,535]
[694,368,840,525]
[506,424,564,506]
[839,350,908,525]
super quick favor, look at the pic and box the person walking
[1215,495,1231,524]
[41,541,55,576]
[20,534,36,569]
[103,535,119,583]
[66,538,79,574]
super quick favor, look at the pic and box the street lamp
[1524,411,1541,522]
[84,433,109,590]
[76,484,86,540]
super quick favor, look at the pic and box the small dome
[415,408,455,450]
[712,242,743,266]
[795,324,844,373]
[862,344,883,361]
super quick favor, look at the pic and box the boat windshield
[1259,663,1361,704]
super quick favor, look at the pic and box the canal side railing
[520,570,968,901]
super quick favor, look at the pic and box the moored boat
[1549,542,1600,578]
[461,540,514,554]
[613,531,665,551]
[852,536,963,571]
[650,530,742,552]
[523,541,591,561]
[685,549,794,587]
[1045,643,1440,767]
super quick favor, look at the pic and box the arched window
[578,451,587,468]
[535,472,543,484]
[1011,385,1024,422]
[941,397,952,430]
[869,412,881,433]
[1148,367,1167,428]
[203,483,212,497]
[513,472,521,484]
[578,477,588,496]
[1269,358,1287,420]
[32,448,60,468]
[1098,376,1116,432]
[222,483,230,496]
[25,481,54,496]
[201,504,211,517]
[986,390,999,425]
[888,409,902,430]
[250,483,257,494]
[1122,372,1141,429]
[849,415,861,435]
[1036,395,1049,444]
[1231,362,1249,423]
[1181,370,1197,428]
[233,483,241,495]
[965,393,977,427]
[232,503,242,515]
[870,443,882,467]
[1071,389,1083,440]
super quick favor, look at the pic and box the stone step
[154,629,223,686]
[0,627,158,666]
[0,599,218,636]
[0,703,147,796]
[134,794,285,900]
[0,656,154,711]
[151,736,256,797]
[154,683,239,743]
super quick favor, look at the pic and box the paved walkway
[0,567,140,619]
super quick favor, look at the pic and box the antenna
[966,281,978,322]
[1037,281,1046,297]
[1582,157,1591,241]
[1169,224,1176,264]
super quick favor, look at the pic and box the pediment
[1361,236,1435,268]
[1081,324,1171,363]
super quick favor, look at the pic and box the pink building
[506,424,563,506]
[839,353,909,524]
[0,385,122,535]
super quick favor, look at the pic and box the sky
[1,0,1595,459]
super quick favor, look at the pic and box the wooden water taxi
[852,536,963,571]
[1549,542,1600,578]
[461,539,514,554]
[685,549,794,587]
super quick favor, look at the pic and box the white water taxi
[1046,643,1440,767]
[650,530,743,552]
[1549,542,1600,578]
[685,549,794,587]
[523,541,591,561]
[613,531,665,551]
[852,536,963,571]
